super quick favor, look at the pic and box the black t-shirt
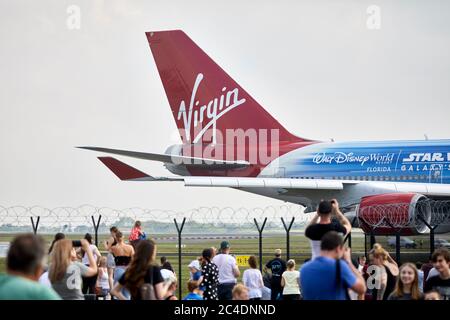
[265,258,287,285]
[119,265,164,300]
[305,221,347,240]
[424,275,450,300]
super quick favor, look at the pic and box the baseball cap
[274,249,282,256]
[220,241,230,250]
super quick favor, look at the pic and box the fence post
[254,218,267,272]
[345,217,357,249]
[281,217,295,260]
[91,215,102,247]
[174,218,186,300]
[384,220,401,264]
[30,216,40,234]
[344,232,352,249]
[364,234,368,258]
[416,214,437,258]
[395,233,401,264]
[370,233,376,249]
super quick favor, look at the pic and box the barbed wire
[2,199,449,234]
[0,204,315,234]
[357,199,450,231]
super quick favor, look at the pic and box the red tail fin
[98,157,149,181]
[146,30,307,145]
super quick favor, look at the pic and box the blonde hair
[287,259,296,269]
[371,243,388,261]
[393,263,421,300]
[232,283,248,298]
[48,239,73,283]
[98,256,107,267]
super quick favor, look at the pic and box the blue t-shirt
[183,292,203,300]
[300,256,357,300]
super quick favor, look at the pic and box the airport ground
[1,232,448,296]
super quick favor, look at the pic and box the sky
[1,0,449,212]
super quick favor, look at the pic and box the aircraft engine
[356,193,431,235]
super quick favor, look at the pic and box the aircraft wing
[95,157,450,196]
[96,156,352,190]
[78,146,249,168]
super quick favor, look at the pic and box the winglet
[97,157,151,181]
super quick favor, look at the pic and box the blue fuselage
[271,139,450,184]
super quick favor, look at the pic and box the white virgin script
[177,73,246,144]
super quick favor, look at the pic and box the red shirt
[129,227,141,241]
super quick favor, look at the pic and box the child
[232,283,249,300]
[183,280,203,300]
[388,263,423,300]
[97,256,110,299]
[424,290,441,300]
[281,259,300,300]
[129,221,145,247]
[188,259,202,282]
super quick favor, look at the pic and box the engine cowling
[356,193,431,235]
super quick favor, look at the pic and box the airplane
[79,30,450,236]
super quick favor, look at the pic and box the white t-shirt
[282,270,300,295]
[212,254,238,284]
[358,264,364,273]
[82,244,98,265]
[242,268,264,299]
[97,267,110,289]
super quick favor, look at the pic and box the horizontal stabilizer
[79,146,249,168]
[97,157,182,181]
[97,157,151,181]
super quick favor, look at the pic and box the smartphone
[72,240,82,247]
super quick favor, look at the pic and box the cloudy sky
[1,0,449,211]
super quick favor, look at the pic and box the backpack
[139,267,157,300]
[139,232,147,240]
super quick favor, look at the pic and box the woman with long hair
[370,243,399,300]
[39,232,66,287]
[199,248,219,300]
[110,239,169,300]
[110,231,134,299]
[49,239,97,300]
[48,233,65,254]
[104,226,118,290]
[79,233,101,294]
[388,263,423,300]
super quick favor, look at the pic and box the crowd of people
[0,204,449,301]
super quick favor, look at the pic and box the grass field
[1,232,447,297]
